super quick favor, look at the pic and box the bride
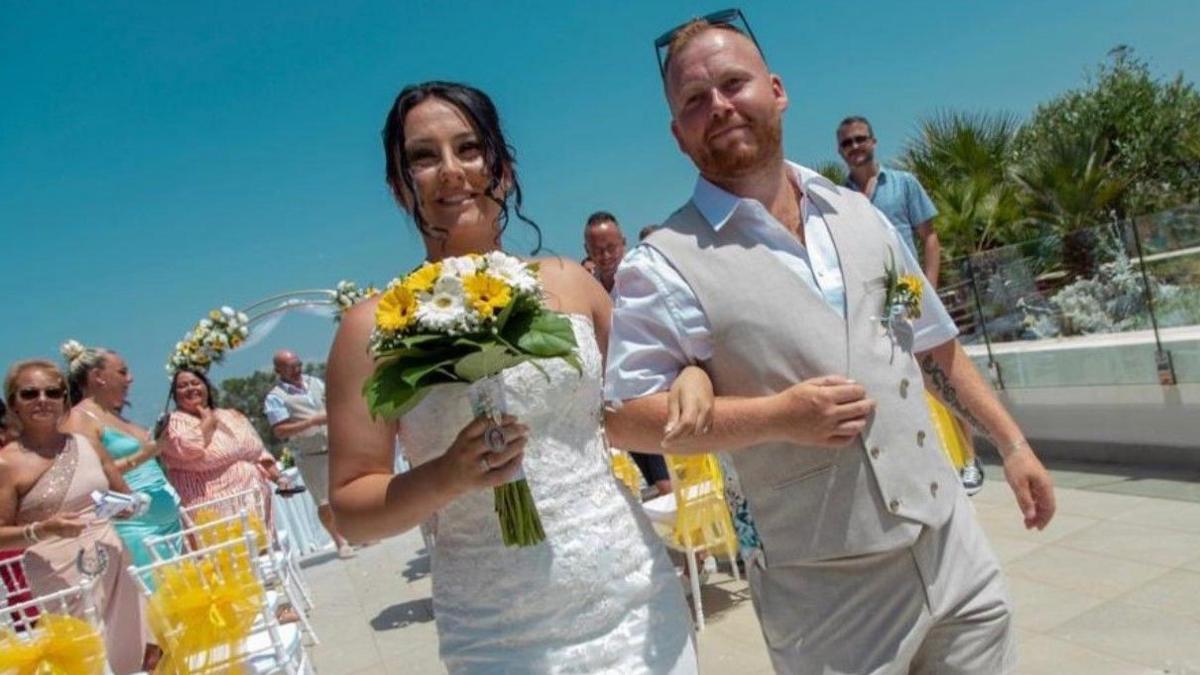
[325,81,705,673]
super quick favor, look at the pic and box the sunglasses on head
[653,8,764,79]
[17,387,66,402]
[839,134,873,150]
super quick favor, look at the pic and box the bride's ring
[484,425,507,452]
[479,456,491,473]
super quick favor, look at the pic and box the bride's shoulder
[531,256,596,288]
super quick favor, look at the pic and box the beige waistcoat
[644,177,958,565]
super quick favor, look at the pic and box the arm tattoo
[919,354,987,436]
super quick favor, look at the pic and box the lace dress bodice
[399,314,695,674]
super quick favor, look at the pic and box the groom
[606,15,1056,674]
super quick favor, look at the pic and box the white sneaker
[337,543,357,559]
[701,556,718,583]
[961,458,985,497]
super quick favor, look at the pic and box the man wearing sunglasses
[606,12,1054,674]
[838,117,987,498]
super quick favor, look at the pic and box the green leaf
[454,344,528,381]
[514,311,579,357]
[401,356,458,387]
[362,363,425,419]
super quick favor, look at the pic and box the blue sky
[3,0,1197,424]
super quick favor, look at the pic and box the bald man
[265,350,352,558]
[583,211,628,293]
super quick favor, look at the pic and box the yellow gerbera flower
[403,262,441,295]
[463,272,512,318]
[899,275,923,300]
[376,285,417,332]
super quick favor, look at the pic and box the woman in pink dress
[0,360,149,673]
[158,367,284,527]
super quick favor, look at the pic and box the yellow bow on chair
[667,454,739,553]
[611,451,643,496]
[0,614,106,675]
[148,549,265,675]
[191,508,270,554]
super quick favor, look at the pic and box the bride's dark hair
[382,81,542,253]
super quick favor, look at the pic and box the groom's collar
[691,161,836,231]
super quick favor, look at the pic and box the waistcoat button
[899,378,910,398]
[917,430,926,446]
[889,499,900,513]
[870,446,881,459]
[930,481,939,495]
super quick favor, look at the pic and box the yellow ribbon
[191,508,270,553]
[148,548,265,675]
[611,451,643,495]
[666,454,739,552]
[0,614,106,675]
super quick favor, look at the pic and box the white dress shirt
[604,162,959,402]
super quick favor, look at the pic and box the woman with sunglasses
[325,81,703,674]
[59,341,183,570]
[0,360,150,673]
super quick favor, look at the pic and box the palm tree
[813,160,847,186]
[899,110,1022,195]
[1012,132,1127,279]
[897,111,1027,260]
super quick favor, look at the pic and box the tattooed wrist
[919,354,986,435]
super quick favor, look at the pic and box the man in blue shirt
[838,116,985,495]
[839,116,942,286]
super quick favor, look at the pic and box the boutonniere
[882,249,923,332]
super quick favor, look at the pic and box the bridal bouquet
[364,251,581,546]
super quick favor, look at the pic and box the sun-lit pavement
[302,458,1200,674]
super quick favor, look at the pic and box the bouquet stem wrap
[469,376,545,547]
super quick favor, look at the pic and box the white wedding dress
[399,314,697,674]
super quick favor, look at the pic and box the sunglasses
[654,8,764,79]
[839,134,873,150]
[17,387,66,402]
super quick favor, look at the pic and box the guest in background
[264,350,352,558]
[838,115,984,495]
[583,210,627,294]
[60,341,183,568]
[584,211,671,497]
[158,368,284,527]
[0,360,148,673]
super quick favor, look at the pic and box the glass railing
[938,204,1200,388]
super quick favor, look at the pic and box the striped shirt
[160,409,275,527]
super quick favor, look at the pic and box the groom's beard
[692,114,784,179]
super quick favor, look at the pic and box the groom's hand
[770,375,875,447]
[1002,445,1056,530]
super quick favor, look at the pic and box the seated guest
[60,341,183,569]
[0,360,148,673]
[158,367,284,527]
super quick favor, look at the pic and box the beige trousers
[748,489,1015,674]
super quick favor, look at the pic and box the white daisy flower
[440,255,480,279]
[416,289,469,332]
[484,251,539,293]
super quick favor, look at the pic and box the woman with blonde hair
[60,340,183,569]
[0,359,149,673]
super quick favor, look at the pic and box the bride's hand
[435,415,529,495]
[663,365,714,445]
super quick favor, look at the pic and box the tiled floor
[304,460,1200,674]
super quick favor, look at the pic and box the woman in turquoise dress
[60,340,183,568]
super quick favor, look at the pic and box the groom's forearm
[606,392,780,455]
[917,340,1027,458]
